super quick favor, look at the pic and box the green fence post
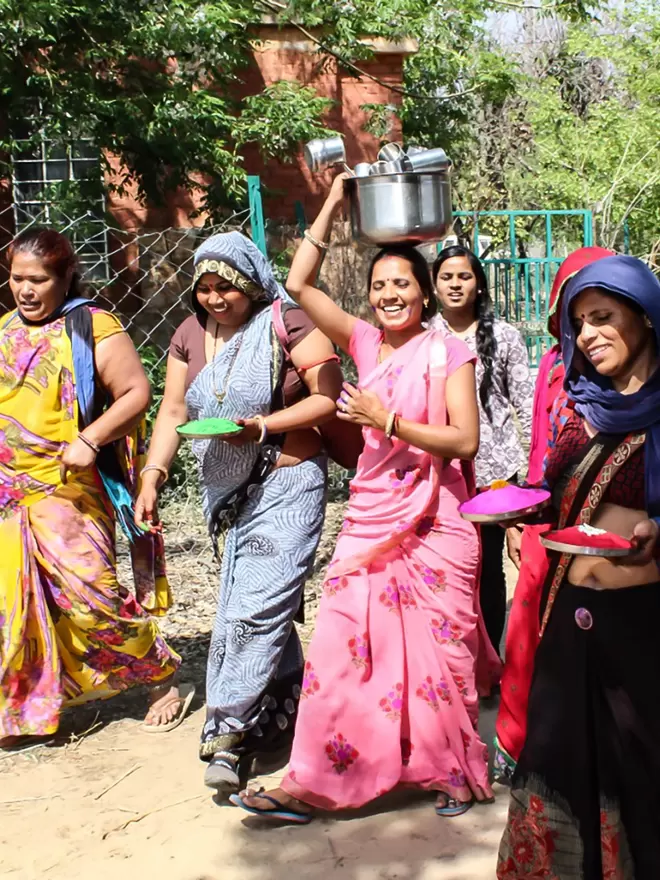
[295,200,307,236]
[247,175,267,257]
[623,220,631,254]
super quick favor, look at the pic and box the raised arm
[286,173,356,353]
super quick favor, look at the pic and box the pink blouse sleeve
[444,335,477,375]
[348,319,381,380]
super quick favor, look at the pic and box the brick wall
[241,28,408,223]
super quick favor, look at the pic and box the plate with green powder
[176,418,242,439]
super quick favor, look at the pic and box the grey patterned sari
[184,234,327,764]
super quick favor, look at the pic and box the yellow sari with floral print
[0,307,179,737]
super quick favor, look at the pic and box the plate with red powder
[540,524,634,557]
[458,482,551,523]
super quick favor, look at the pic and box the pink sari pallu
[282,324,496,810]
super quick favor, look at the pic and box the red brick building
[105,22,415,230]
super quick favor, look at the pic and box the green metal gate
[448,209,593,367]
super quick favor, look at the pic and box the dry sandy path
[0,502,516,880]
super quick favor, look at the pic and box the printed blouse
[431,315,534,487]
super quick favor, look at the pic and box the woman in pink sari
[231,173,499,823]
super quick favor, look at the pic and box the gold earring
[424,299,429,307]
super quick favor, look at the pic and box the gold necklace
[211,321,243,404]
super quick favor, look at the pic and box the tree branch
[254,0,481,102]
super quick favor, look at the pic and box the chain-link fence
[0,204,257,498]
[0,204,355,505]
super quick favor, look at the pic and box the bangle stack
[78,433,100,454]
[385,411,398,439]
[303,229,329,251]
[140,464,169,485]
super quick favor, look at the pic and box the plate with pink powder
[458,482,551,523]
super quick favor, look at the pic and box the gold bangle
[303,229,329,251]
[385,411,397,439]
[140,464,169,484]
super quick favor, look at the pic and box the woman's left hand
[336,383,388,431]
[59,437,97,484]
[626,518,659,565]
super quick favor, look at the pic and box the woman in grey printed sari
[135,232,342,796]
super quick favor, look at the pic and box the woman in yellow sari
[0,228,185,747]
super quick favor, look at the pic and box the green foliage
[499,5,660,254]
[0,0,333,217]
[428,2,660,255]
[236,82,335,159]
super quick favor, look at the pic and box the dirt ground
[0,499,515,880]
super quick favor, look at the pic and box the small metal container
[381,160,408,174]
[368,161,390,176]
[354,162,372,177]
[304,137,346,173]
[407,147,452,173]
[377,142,405,163]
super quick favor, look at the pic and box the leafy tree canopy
[0,0,592,218]
[0,0,333,214]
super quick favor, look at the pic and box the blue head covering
[560,254,660,518]
[192,232,291,304]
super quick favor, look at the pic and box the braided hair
[432,245,497,420]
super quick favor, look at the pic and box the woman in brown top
[135,233,342,796]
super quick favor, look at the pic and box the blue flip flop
[435,794,474,817]
[229,788,313,824]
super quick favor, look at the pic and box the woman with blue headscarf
[497,255,660,879]
[136,232,342,796]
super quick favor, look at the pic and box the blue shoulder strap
[64,303,142,544]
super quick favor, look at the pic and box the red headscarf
[547,246,615,339]
[527,246,615,485]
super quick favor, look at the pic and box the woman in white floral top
[431,246,534,657]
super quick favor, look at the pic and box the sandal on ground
[140,682,195,734]
[229,787,313,824]
[435,793,474,818]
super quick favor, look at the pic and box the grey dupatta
[184,233,291,526]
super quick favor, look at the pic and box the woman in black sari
[497,255,660,879]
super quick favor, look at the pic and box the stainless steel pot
[346,171,452,246]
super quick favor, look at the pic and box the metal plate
[176,430,242,440]
[459,498,551,524]
[540,534,635,557]
[176,419,242,440]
